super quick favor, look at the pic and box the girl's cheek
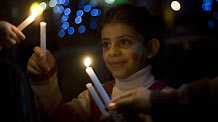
[131,51,146,63]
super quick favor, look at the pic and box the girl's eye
[102,41,110,49]
[120,39,132,48]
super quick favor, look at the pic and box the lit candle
[17,2,44,31]
[17,11,37,31]
[84,57,122,122]
[84,57,111,105]
[40,22,47,61]
[86,83,109,115]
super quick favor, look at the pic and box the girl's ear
[146,38,160,59]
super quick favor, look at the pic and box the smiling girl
[27,3,173,122]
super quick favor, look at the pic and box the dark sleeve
[150,77,218,122]
[0,56,35,122]
[48,101,90,122]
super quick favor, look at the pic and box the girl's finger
[27,64,42,76]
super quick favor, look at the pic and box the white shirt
[112,65,155,99]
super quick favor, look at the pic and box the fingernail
[11,39,16,45]
[108,103,116,109]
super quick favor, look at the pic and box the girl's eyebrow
[117,35,135,39]
[101,38,110,41]
[102,35,135,41]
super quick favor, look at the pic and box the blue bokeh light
[208,20,215,29]
[91,9,98,16]
[78,25,86,33]
[75,16,82,24]
[68,27,75,35]
[84,5,91,12]
[61,15,69,23]
[213,12,218,20]
[76,10,84,16]
[202,3,212,11]
[89,0,97,8]
[58,5,65,13]
[63,0,69,6]
[64,8,71,15]
[97,9,101,16]
[90,21,98,30]
[58,29,65,38]
[62,22,69,30]
[203,0,213,4]
[53,6,59,13]
[57,0,65,4]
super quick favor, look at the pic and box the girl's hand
[27,47,56,77]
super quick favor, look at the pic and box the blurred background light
[30,2,44,16]
[105,0,115,4]
[75,16,82,24]
[84,5,91,12]
[90,9,98,16]
[39,2,47,10]
[49,0,57,7]
[213,12,218,20]
[61,15,69,22]
[64,8,71,15]
[57,0,65,4]
[208,20,215,29]
[68,27,75,35]
[89,0,97,8]
[76,10,84,16]
[78,25,86,33]
[62,21,69,30]
[58,5,65,13]
[203,0,213,4]
[171,1,181,11]
[63,0,69,6]
[97,9,101,16]
[58,29,65,37]
[53,6,59,13]
[202,3,212,11]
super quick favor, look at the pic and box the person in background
[27,3,174,122]
[0,20,34,122]
[0,21,25,48]
[106,75,218,122]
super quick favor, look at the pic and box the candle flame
[84,57,91,67]
[31,9,38,18]
[30,2,44,18]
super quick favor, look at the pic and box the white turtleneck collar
[114,65,155,91]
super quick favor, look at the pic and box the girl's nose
[108,44,120,56]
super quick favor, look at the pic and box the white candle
[17,15,36,31]
[84,57,122,122]
[40,22,47,62]
[86,83,109,115]
[17,2,44,31]
[85,66,111,105]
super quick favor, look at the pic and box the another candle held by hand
[17,2,44,31]
[40,22,47,62]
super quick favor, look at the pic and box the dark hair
[98,3,164,43]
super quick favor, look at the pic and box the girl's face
[101,23,148,79]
